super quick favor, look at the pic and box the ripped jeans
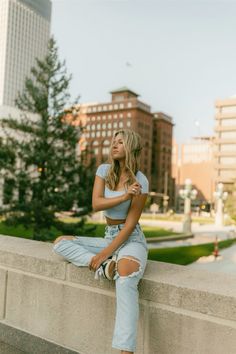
[53,223,148,352]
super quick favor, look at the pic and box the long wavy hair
[105,129,142,190]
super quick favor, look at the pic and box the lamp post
[213,183,228,227]
[179,179,197,233]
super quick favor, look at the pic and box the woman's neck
[118,160,125,173]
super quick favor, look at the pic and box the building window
[127,102,132,108]
[220,131,236,139]
[102,147,109,155]
[102,131,106,137]
[119,121,123,128]
[127,112,131,118]
[220,144,236,152]
[114,122,118,128]
[127,121,131,127]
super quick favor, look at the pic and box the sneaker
[95,258,116,280]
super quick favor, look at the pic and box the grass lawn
[0,222,177,240]
[148,239,236,265]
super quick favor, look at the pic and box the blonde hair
[106,129,142,190]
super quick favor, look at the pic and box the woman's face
[111,133,126,160]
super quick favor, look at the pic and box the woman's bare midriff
[105,216,126,225]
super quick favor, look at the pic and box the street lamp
[213,183,228,227]
[179,179,197,233]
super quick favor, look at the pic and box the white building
[215,96,236,191]
[0,0,51,109]
[0,0,51,208]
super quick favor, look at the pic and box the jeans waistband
[106,223,141,231]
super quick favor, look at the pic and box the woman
[53,129,149,354]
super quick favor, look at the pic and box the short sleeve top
[95,163,149,219]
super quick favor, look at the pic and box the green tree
[0,38,95,240]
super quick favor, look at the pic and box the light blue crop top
[96,164,149,220]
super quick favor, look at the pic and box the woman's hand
[89,252,108,271]
[123,182,142,200]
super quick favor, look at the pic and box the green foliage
[0,38,95,240]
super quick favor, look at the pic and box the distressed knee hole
[117,256,141,277]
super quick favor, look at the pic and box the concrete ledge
[0,234,236,354]
[0,235,66,280]
[0,268,7,319]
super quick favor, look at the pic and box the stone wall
[0,234,236,354]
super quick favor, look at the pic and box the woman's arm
[90,193,147,270]
[92,175,141,212]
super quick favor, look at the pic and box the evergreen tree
[0,38,95,240]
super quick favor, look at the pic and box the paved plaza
[0,341,25,354]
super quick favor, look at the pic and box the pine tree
[0,38,95,240]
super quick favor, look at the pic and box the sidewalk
[188,244,236,275]
[140,218,236,249]
[0,341,25,354]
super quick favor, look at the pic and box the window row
[92,147,110,155]
[86,131,113,138]
[87,112,132,121]
[87,120,131,131]
[87,102,132,113]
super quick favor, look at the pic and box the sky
[51,0,236,144]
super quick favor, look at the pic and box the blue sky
[51,0,236,143]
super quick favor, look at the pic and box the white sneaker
[95,258,116,280]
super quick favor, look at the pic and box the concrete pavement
[0,341,26,354]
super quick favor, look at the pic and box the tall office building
[0,0,51,109]
[215,96,236,192]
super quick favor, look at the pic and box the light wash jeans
[53,223,148,352]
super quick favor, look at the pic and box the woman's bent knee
[53,235,76,245]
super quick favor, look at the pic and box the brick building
[73,87,175,206]
[152,112,175,207]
